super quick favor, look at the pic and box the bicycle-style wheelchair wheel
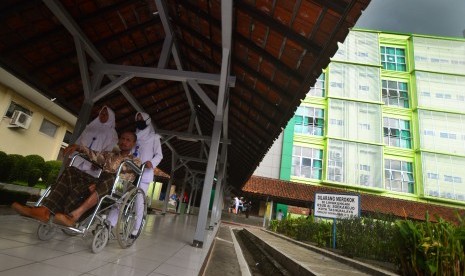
[91,225,109,253]
[116,187,147,248]
[37,224,56,241]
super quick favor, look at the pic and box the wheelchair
[30,154,148,253]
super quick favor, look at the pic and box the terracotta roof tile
[243,176,465,223]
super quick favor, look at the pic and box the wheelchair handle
[116,159,146,176]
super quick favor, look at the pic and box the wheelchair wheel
[116,187,146,249]
[91,226,109,253]
[37,224,56,241]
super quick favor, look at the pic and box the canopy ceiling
[0,0,370,190]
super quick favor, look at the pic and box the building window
[382,80,409,108]
[383,117,412,148]
[427,172,439,179]
[385,159,414,193]
[294,106,324,136]
[327,147,343,182]
[292,146,323,180]
[63,130,73,145]
[4,101,32,118]
[381,46,406,71]
[39,119,58,137]
[307,73,325,97]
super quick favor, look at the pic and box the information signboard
[314,193,360,219]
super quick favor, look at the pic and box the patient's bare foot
[11,202,50,223]
[54,213,77,227]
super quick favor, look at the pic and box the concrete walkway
[1,182,398,275]
[244,228,398,275]
[0,210,217,276]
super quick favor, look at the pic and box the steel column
[162,152,177,214]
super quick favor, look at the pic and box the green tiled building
[277,29,465,207]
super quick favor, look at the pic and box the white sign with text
[314,193,360,219]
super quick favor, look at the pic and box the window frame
[291,146,324,180]
[4,101,32,118]
[384,159,414,193]
[381,46,407,72]
[382,79,409,108]
[294,106,325,136]
[39,118,58,137]
[383,117,412,149]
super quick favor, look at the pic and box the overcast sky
[355,0,465,38]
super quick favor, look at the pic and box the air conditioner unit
[8,110,32,129]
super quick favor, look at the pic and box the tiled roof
[288,206,310,216]
[243,176,465,223]
[0,0,370,190]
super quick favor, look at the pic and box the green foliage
[25,154,45,173]
[0,151,61,187]
[27,168,42,187]
[7,154,27,182]
[395,212,465,275]
[0,151,11,181]
[46,168,60,187]
[269,220,278,232]
[42,160,62,181]
[295,217,332,247]
[0,151,12,181]
[270,212,465,275]
[24,154,45,185]
[270,217,332,247]
[337,214,397,262]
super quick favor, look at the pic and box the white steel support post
[162,152,177,215]
[70,99,93,144]
[192,120,222,247]
[192,181,199,214]
[70,36,94,143]
[218,185,225,221]
[209,171,222,228]
[192,1,232,248]
[212,180,225,226]
[186,181,194,214]
[177,170,188,214]
[209,143,227,228]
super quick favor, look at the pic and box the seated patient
[12,131,141,227]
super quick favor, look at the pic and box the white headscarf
[135,112,155,142]
[73,106,118,175]
[133,112,163,184]
[76,105,118,151]
[87,105,116,129]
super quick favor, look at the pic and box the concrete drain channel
[233,229,292,276]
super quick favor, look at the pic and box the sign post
[314,193,361,249]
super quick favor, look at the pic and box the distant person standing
[238,197,244,214]
[234,196,240,214]
[277,209,284,221]
[244,200,252,218]
[72,105,118,177]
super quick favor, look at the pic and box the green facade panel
[280,117,294,181]
[283,29,465,207]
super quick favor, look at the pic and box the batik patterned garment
[80,147,142,182]
[42,149,141,214]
